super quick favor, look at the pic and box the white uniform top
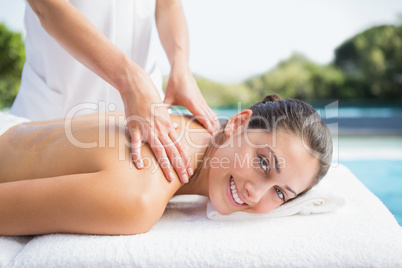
[11,0,164,121]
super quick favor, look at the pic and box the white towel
[207,182,345,220]
[0,112,30,136]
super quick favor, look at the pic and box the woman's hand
[120,68,192,184]
[163,66,220,135]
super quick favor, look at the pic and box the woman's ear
[224,109,253,137]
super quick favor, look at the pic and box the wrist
[170,61,192,77]
[113,57,147,97]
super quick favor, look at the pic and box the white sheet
[1,164,401,267]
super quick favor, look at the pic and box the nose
[244,178,272,204]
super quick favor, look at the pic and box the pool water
[337,136,402,226]
[340,160,402,225]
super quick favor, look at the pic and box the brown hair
[247,94,333,194]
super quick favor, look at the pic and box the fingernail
[188,167,193,176]
[182,174,189,184]
[168,172,175,182]
[173,122,178,129]
[137,162,143,169]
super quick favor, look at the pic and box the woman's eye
[259,156,270,173]
[275,187,285,202]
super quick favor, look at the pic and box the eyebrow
[265,145,280,174]
[285,186,297,197]
[265,145,297,197]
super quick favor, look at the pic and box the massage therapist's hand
[23,0,191,183]
[163,66,220,135]
[120,68,193,184]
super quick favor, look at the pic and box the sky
[0,0,401,83]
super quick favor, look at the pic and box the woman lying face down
[0,95,332,235]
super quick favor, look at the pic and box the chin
[209,195,232,215]
[217,208,232,215]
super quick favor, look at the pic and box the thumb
[163,95,175,108]
[130,128,144,169]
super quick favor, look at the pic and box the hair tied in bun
[262,94,282,103]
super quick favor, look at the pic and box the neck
[174,131,227,197]
[174,134,212,196]
[171,115,227,197]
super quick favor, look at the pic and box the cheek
[252,194,283,214]
[208,179,231,215]
[207,165,229,214]
[207,165,217,186]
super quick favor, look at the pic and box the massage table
[1,164,401,267]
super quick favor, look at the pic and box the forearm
[27,0,142,94]
[0,171,154,235]
[156,0,190,70]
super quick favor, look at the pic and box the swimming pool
[337,136,402,225]
[340,160,402,224]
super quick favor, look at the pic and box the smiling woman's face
[208,123,320,215]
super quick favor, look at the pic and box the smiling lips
[230,176,247,206]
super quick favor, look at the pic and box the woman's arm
[27,0,136,92]
[155,0,220,135]
[0,170,164,235]
[26,0,191,183]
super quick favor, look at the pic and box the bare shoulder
[170,113,206,131]
[99,143,186,232]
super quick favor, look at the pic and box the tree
[335,25,402,99]
[0,23,25,109]
[195,76,257,108]
[245,53,344,100]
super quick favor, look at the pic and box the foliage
[195,76,257,108]
[1,22,401,109]
[163,76,257,109]
[0,23,25,109]
[229,24,402,103]
[245,53,345,101]
[334,25,402,99]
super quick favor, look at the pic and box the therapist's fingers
[149,135,175,182]
[129,128,144,169]
[159,134,189,183]
[143,103,192,183]
[155,120,192,183]
[149,129,191,183]
[205,106,221,133]
[168,129,193,180]
[188,101,220,135]
[125,100,192,183]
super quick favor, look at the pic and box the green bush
[2,21,400,110]
[335,25,402,99]
[163,75,258,109]
[0,23,25,109]
[245,53,345,100]
[196,76,257,108]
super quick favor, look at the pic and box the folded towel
[207,183,345,220]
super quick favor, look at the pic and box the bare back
[0,114,117,181]
[0,112,210,235]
